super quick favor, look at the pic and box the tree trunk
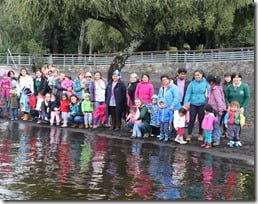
[78,21,86,54]
[107,38,143,81]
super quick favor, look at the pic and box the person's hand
[240,107,244,114]
[218,111,223,116]
[169,105,174,110]
[175,127,178,131]
[225,124,228,128]
[169,122,172,126]
[157,122,160,126]
[148,110,151,113]
[45,117,49,121]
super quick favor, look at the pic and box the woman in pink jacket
[135,73,154,105]
[207,75,227,146]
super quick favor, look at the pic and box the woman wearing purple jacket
[207,75,227,146]
[88,71,108,110]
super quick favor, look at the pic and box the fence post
[29,55,31,65]
[166,52,169,63]
[211,50,213,62]
[141,52,143,63]
[241,48,244,61]
[94,54,96,66]
[151,53,154,64]
[7,54,9,64]
[184,51,187,63]
[63,55,66,66]
[72,55,74,66]
[18,55,21,65]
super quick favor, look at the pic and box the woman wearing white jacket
[17,68,34,120]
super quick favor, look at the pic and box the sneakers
[201,143,207,148]
[197,135,203,141]
[186,135,192,142]
[213,141,220,146]
[175,136,187,144]
[159,135,165,141]
[228,140,235,148]
[234,141,242,147]
[205,144,212,149]
[85,124,89,129]
[163,135,169,142]
[143,133,149,138]
[175,136,181,144]
[61,124,67,128]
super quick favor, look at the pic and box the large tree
[3,0,254,79]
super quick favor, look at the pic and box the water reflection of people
[57,128,71,184]
[201,154,214,200]
[49,127,61,154]
[148,146,180,200]
[88,136,108,190]
[126,141,153,200]
[79,136,93,173]
[0,139,12,179]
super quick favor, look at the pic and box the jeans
[68,115,84,124]
[227,124,241,141]
[203,130,212,143]
[10,108,18,119]
[160,122,169,136]
[133,123,148,138]
[212,115,221,142]
[84,112,93,125]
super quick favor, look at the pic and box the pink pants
[50,111,60,124]
[177,127,185,137]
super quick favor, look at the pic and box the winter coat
[224,110,245,126]
[105,79,127,118]
[8,94,19,109]
[0,76,12,98]
[201,113,217,131]
[60,99,70,112]
[173,77,190,103]
[157,106,173,123]
[33,77,48,96]
[89,79,108,102]
[225,82,250,116]
[81,99,94,113]
[40,100,51,115]
[207,84,226,113]
[70,102,83,116]
[138,104,150,131]
[61,80,73,89]
[173,110,186,128]
[135,81,154,104]
[158,83,181,110]
[17,75,34,96]
[73,77,83,99]
[146,103,159,127]
[50,98,60,112]
[93,104,107,123]
[183,77,210,106]
[127,80,139,106]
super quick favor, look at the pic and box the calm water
[0,121,254,201]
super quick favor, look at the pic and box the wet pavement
[0,121,255,200]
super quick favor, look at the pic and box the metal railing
[0,47,254,66]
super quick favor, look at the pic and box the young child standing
[201,104,218,149]
[81,93,94,128]
[61,76,74,97]
[157,100,173,142]
[224,101,245,147]
[92,104,107,128]
[126,106,142,138]
[146,95,160,137]
[173,107,187,144]
[8,89,19,120]
[60,93,70,128]
[0,73,12,113]
[50,93,61,126]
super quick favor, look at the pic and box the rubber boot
[179,137,187,144]
[174,135,181,144]
[201,142,207,148]
[159,135,165,141]
[163,135,169,142]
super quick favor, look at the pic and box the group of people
[0,65,250,149]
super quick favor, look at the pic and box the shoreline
[2,118,254,166]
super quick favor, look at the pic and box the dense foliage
[0,0,254,54]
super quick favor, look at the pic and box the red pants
[177,127,185,137]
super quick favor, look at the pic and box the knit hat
[84,93,90,98]
[85,72,92,77]
[112,70,122,77]
[151,94,158,99]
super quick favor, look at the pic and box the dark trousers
[227,124,241,141]
[109,106,121,129]
[160,122,169,136]
[221,111,227,134]
[188,104,205,135]
[151,125,160,136]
